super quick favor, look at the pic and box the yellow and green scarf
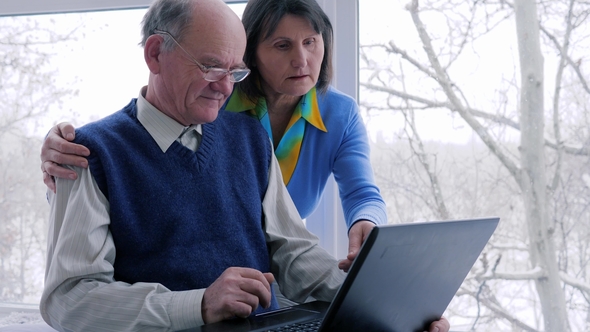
[225,87,327,185]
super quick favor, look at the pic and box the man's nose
[210,74,234,95]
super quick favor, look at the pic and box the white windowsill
[0,303,40,319]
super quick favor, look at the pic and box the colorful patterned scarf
[225,87,327,185]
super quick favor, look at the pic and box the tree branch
[385,41,438,79]
[480,266,546,281]
[561,271,590,294]
[407,0,522,184]
[541,26,590,95]
[456,288,539,332]
[547,0,576,192]
[397,61,451,220]
[360,82,590,156]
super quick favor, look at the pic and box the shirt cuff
[168,289,206,330]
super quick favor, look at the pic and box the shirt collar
[137,86,202,152]
[225,86,327,132]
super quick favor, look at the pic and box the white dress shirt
[40,88,345,332]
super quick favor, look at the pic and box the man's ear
[144,34,163,74]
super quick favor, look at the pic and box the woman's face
[255,14,324,99]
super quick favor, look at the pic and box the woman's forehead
[262,14,318,40]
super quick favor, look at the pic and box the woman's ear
[144,34,163,74]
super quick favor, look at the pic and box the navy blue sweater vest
[75,99,277,310]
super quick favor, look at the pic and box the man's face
[155,10,247,125]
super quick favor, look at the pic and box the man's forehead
[182,17,246,66]
[199,53,247,69]
[191,0,243,30]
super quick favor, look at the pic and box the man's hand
[426,316,450,332]
[202,267,275,324]
[40,122,90,193]
[338,220,375,272]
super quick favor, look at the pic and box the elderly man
[40,0,449,331]
[40,0,343,330]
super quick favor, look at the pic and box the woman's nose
[290,46,307,68]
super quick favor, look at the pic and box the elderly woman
[229,0,388,270]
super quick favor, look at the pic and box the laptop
[181,217,499,332]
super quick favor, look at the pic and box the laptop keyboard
[268,318,322,331]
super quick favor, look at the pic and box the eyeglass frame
[153,29,251,83]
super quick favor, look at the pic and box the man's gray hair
[140,0,196,52]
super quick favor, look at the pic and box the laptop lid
[320,216,499,331]
[185,217,499,332]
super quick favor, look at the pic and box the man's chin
[199,108,221,124]
[188,100,223,123]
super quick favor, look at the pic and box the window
[359,0,590,330]
[0,0,355,312]
[0,1,253,310]
[0,6,151,311]
[7,1,587,330]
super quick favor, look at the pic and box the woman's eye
[276,43,289,50]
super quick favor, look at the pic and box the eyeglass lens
[204,69,250,83]
[153,29,250,83]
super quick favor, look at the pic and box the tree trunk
[514,0,569,330]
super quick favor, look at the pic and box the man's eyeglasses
[153,29,251,83]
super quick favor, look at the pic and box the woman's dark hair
[239,0,334,100]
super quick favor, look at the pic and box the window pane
[0,8,149,306]
[360,0,590,331]
[0,3,246,307]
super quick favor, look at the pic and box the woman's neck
[261,87,304,149]
[265,92,301,116]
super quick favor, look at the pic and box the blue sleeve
[332,102,387,228]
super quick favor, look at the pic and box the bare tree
[361,0,590,330]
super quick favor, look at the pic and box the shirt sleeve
[263,153,346,303]
[40,165,205,332]
[333,104,388,228]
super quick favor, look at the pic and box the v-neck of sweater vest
[166,121,216,172]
